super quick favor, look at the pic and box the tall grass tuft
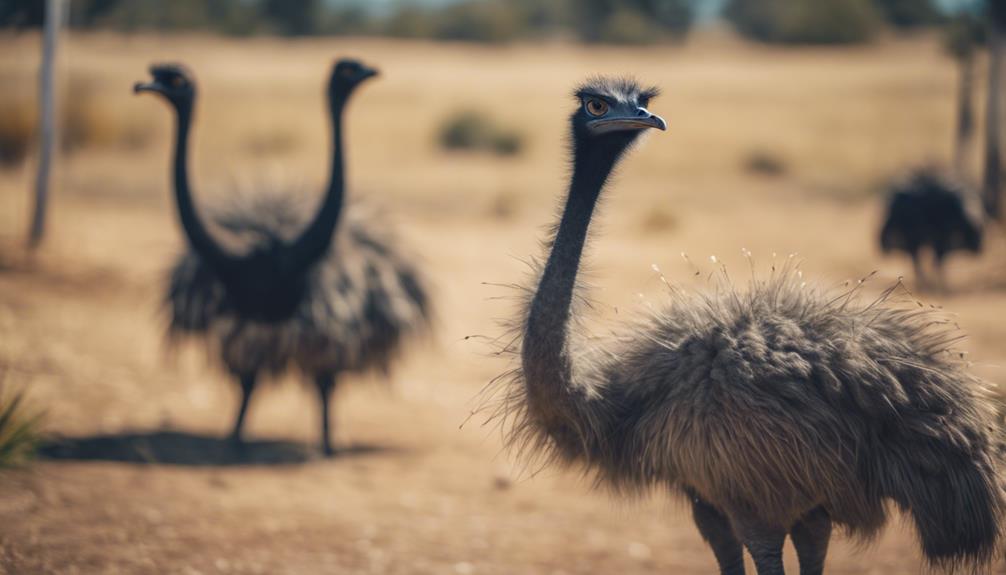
[0,384,43,468]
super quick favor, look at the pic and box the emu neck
[522,142,620,419]
[286,93,348,273]
[171,102,234,271]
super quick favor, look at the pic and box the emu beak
[133,81,160,95]
[361,67,378,80]
[587,107,667,134]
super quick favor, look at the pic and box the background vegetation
[0,0,969,45]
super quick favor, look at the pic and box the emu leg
[731,515,787,575]
[790,507,831,575]
[689,492,745,575]
[229,373,257,442]
[316,373,338,456]
[933,252,948,294]
[911,250,928,291]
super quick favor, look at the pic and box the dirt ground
[1,31,1006,574]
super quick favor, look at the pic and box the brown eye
[585,98,608,117]
[341,67,356,78]
[171,76,184,87]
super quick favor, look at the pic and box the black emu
[880,168,983,292]
[135,60,430,455]
[493,78,1004,574]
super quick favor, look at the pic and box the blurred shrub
[0,96,34,168]
[871,0,941,30]
[744,150,788,177]
[944,11,986,60]
[434,0,523,42]
[439,110,524,157]
[600,7,662,44]
[0,388,43,468]
[5,0,695,44]
[385,5,436,38]
[260,0,320,36]
[63,76,154,152]
[575,0,694,43]
[321,5,375,36]
[725,0,882,44]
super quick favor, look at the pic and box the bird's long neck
[286,91,348,273]
[171,101,237,271]
[521,141,620,435]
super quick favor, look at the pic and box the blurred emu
[880,167,982,292]
[493,78,1005,574]
[135,60,430,456]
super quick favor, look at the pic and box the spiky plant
[0,388,43,468]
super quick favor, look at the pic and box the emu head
[134,63,196,110]
[570,77,665,156]
[329,58,378,103]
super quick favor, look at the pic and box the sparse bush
[0,388,43,468]
[439,110,524,157]
[384,5,436,38]
[490,130,523,156]
[433,0,522,43]
[725,0,881,44]
[0,97,34,168]
[871,0,941,30]
[744,150,788,177]
[575,0,694,43]
[944,11,985,60]
[440,111,494,151]
[63,76,154,153]
[600,7,661,44]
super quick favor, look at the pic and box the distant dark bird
[880,167,983,292]
[135,60,430,456]
[493,78,1004,574]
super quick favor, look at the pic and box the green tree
[574,0,695,43]
[871,0,941,29]
[261,0,320,36]
[725,0,881,44]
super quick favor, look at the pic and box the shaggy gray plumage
[167,193,430,377]
[488,77,1005,574]
[137,59,430,455]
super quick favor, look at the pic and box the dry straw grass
[0,69,157,168]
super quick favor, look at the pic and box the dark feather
[166,191,431,377]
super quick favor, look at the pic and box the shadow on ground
[38,430,392,466]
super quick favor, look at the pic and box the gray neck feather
[522,142,620,435]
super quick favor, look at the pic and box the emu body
[137,60,430,455]
[880,168,982,292]
[501,78,1004,574]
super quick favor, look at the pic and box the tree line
[0,0,971,45]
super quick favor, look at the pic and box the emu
[879,167,982,293]
[135,60,430,456]
[496,78,1004,574]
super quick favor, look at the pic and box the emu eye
[170,76,184,88]
[585,98,608,117]
[341,67,356,78]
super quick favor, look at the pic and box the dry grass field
[1,30,1006,574]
